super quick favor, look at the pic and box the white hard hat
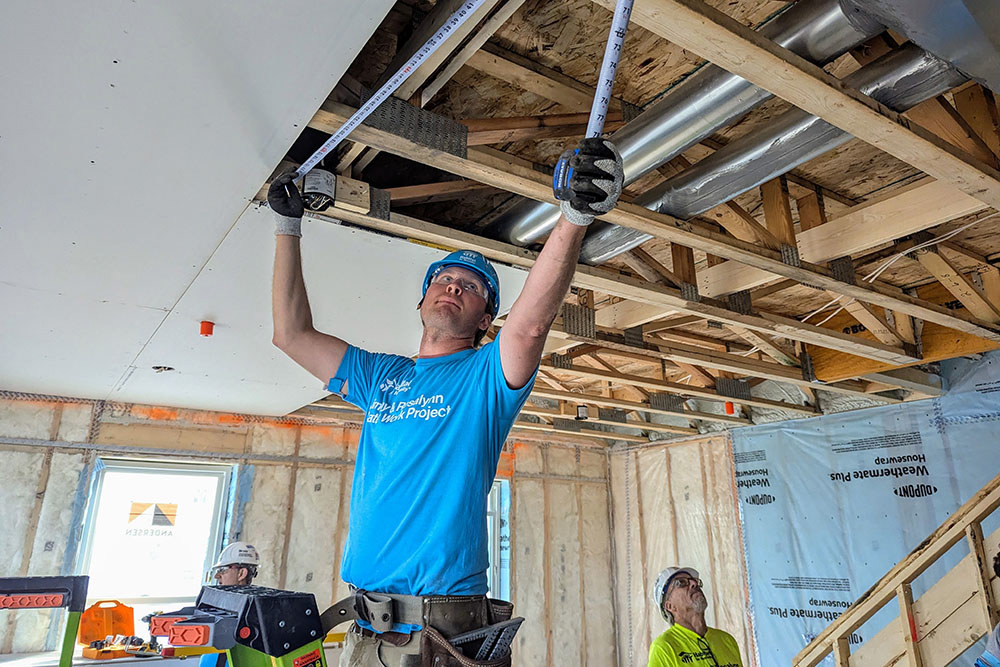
[652,566,701,624]
[212,542,260,570]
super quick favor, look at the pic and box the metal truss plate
[716,377,752,401]
[649,393,686,412]
[780,243,801,268]
[706,320,724,329]
[360,89,468,158]
[727,290,753,315]
[624,325,644,347]
[680,282,701,303]
[553,418,582,432]
[829,256,856,285]
[551,353,573,370]
[562,303,596,338]
[369,186,391,221]
[598,408,627,423]
[800,350,816,382]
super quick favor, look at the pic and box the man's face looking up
[420,266,492,338]
[665,574,708,617]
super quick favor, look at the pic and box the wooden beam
[761,177,796,246]
[279,172,922,366]
[796,190,827,232]
[419,0,529,107]
[462,111,625,145]
[594,178,988,331]
[838,298,908,348]
[464,45,596,111]
[671,155,780,248]
[906,97,998,169]
[915,248,1000,323]
[671,361,716,387]
[863,367,943,396]
[531,386,749,425]
[310,102,1000,345]
[896,582,923,667]
[670,243,697,287]
[809,280,1000,382]
[541,360,818,415]
[953,84,1000,158]
[597,0,1000,216]
[629,246,683,286]
[520,402,697,436]
[387,179,498,205]
[511,419,650,443]
[728,325,800,367]
[374,0,502,102]
[965,522,1000,630]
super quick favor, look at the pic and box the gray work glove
[557,138,624,226]
[267,171,304,237]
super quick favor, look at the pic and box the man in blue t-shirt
[268,137,622,666]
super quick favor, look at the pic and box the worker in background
[649,566,743,667]
[208,541,260,586]
[973,546,1000,667]
[199,543,261,667]
[268,137,623,666]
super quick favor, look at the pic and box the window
[486,479,510,600]
[77,459,232,625]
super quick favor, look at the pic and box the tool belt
[321,589,522,665]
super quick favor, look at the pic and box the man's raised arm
[269,173,349,383]
[499,138,623,389]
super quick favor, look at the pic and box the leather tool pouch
[420,626,511,667]
[419,598,519,666]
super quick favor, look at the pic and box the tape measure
[553,0,633,202]
[295,0,490,181]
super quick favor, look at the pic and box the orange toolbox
[78,600,134,646]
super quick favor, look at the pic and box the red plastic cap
[724,401,735,415]
[169,624,211,646]
[238,626,251,639]
[200,321,214,337]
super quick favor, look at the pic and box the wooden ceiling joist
[461,111,626,145]
[291,185,920,366]
[309,102,1000,346]
[519,402,698,436]
[530,386,750,426]
[545,319,893,402]
[599,0,1000,214]
[539,360,818,416]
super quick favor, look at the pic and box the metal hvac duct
[578,43,966,264]
[485,0,885,246]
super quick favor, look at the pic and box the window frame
[76,457,233,607]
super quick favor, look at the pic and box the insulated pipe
[485,0,885,246]
[577,44,966,265]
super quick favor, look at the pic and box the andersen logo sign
[125,502,178,537]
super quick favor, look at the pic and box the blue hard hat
[422,250,500,317]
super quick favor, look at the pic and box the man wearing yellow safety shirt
[649,567,743,667]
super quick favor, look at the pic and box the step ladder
[794,472,1000,666]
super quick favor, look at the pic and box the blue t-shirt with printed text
[332,335,534,597]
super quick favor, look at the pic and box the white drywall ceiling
[1,0,533,415]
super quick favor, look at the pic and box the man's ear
[478,313,493,332]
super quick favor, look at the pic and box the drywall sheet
[610,436,751,667]
[732,352,1000,666]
